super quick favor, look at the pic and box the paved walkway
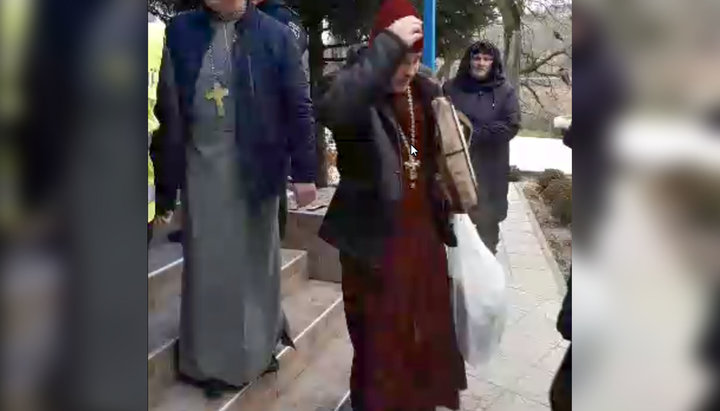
[510,137,571,175]
[333,183,568,411]
[455,183,568,411]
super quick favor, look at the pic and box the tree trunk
[306,19,329,187]
[504,27,521,92]
[436,48,465,83]
[496,0,522,95]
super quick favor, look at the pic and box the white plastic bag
[447,214,508,366]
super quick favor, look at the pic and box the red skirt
[340,182,467,411]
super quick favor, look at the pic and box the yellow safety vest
[1,0,32,120]
[148,15,165,222]
[0,0,33,230]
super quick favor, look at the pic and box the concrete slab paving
[330,183,567,411]
[457,183,566,410]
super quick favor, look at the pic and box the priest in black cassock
[163,0,316,397]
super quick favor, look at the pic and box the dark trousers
[468,205,500,254]
[550,346,571,411]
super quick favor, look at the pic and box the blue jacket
[166,5,315,201]
[256,0,308,54]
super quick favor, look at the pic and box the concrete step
[334,392,352,411]
[266,329,352,411]
[150,280,345,411]
[148,246,307,348]
[149,244,307,313]
[148,248,310,407]
[282,204,341,283]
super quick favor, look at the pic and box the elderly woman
[317,1,467,409]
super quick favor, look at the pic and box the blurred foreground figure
[444,40,520,254]
[550,5,628,410]
[565,5,627,251]
[164,0,316,397]
[317,1,467,409]
[551,274,572,411]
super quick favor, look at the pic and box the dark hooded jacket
[443,41,520,221]
[316,31,456,263]
[565,8,627,249]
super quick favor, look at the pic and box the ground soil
[522,180,572,279]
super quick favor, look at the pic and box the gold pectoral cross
[205,81,229,117]
[404,156,421,189]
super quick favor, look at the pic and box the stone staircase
[148,210,353,410]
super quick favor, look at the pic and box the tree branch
[521,80,546,110]
[534,70,562,78]
[521,47,569,74]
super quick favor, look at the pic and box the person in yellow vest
[148,12,183,245]
[1,0,32,232]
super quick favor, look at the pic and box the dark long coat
[443,41,520,222]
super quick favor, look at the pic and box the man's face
[204,0,246,14]
[391,52,422,93]
[470,52,494,80]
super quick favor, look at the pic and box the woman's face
[391,52,422,94]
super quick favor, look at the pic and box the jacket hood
[457,40,505,89]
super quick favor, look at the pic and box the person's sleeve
[150,45,183,214]
[316,31,407,135]
[283,11,308,55]
[472,86,521,144]
[279,29,316,184]
[280,7,310,83]
[562,124,574,149]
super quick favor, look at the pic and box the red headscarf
[369,0,424,53]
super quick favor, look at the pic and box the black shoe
[263,355,279,375]
[201,379,246,399]
[178,374,246,399]
[168,229,183,243]
[280,330,294,349]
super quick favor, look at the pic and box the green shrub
[537,168,566,191]
[542,178,572,225]
[551,195,572,225]
[542,177,571,203]
[508,165,522,182]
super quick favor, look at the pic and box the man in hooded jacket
[444,40,520,254]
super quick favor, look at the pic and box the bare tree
[518,0,571,114]
[494,0,523,92]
